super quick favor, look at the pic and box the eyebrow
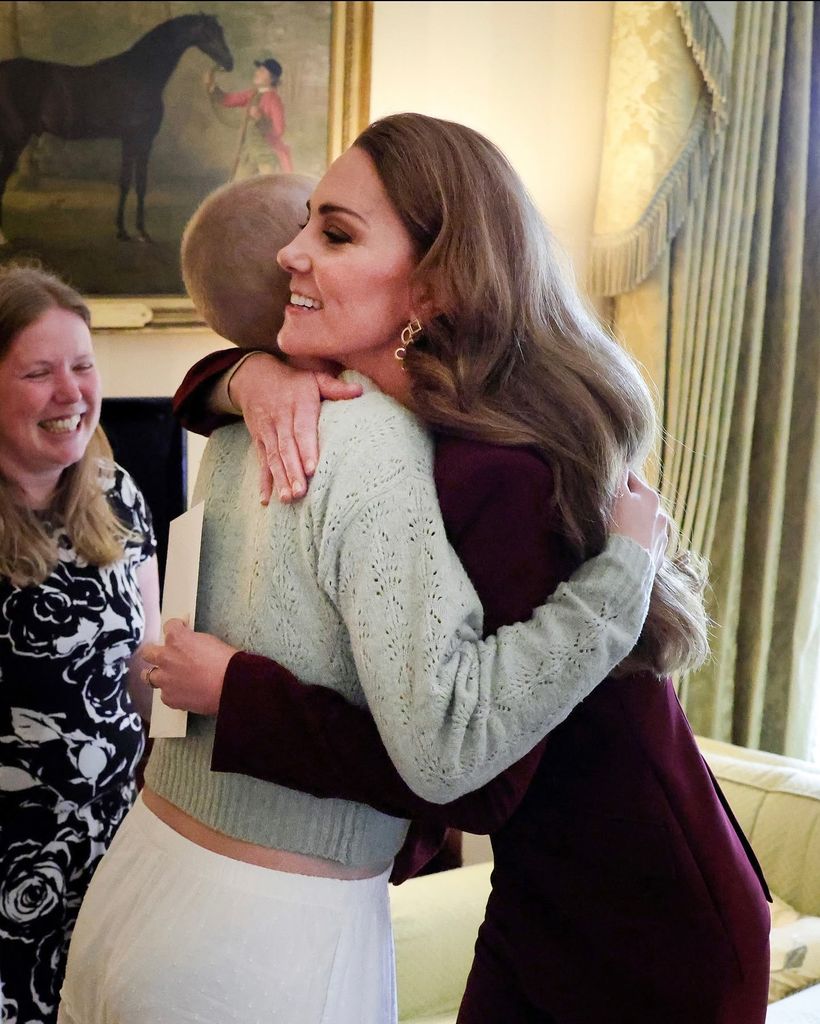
[306,199,367,225]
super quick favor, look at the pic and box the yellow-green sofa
[390,738,820,1024]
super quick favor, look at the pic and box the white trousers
[58,796,397,1024]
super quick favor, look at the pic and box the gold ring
[146,665,159,688]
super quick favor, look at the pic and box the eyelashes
[24,362,95,379]
[294,219,351,245]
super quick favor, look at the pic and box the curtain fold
[594,2,820,757]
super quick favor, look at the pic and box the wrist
[226,351,276,411]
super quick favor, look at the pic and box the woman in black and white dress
[0,265,160,1024]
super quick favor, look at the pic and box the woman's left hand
[141,619,237,715]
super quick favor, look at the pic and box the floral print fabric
[0,464,154,1024]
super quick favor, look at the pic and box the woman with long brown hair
[155,115,770,1024]
[0,264,160,1024]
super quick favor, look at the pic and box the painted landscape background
[0,1,331,294]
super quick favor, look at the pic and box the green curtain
[602,2,820,757]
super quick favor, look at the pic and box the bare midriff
[142,787,388,880]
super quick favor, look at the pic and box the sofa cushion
[391,862,491,1024]
[769,894,820,1002]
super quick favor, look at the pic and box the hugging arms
[149,346,663,856]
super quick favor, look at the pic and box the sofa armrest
[699,737,820,917]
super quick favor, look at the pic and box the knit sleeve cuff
[600,533,655,590]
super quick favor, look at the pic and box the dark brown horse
[0,13,233,243]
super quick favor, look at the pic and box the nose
[277,231,311,275]
[54,370,83,404]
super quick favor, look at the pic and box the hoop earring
[395,319,423,365]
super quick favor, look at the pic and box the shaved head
[181,173,314,350]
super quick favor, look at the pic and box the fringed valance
[588,1,731,297]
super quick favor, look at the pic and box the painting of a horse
[0,13,233,244]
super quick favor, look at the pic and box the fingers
[142,620,185,681]
[257,436,289,505]
[277,430,307,499]
[314,372,363,402]
[142,642,162,664]
[141,664,159,687]
[254,413,316,504]
[240,365,337,504]
[256,439,275,507]
[292,400,321,478]
[272,373,354,493]
[610,467,670,571]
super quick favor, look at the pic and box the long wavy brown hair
[355,114,708,676]
[0,264,132,587]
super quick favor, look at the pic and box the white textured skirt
[58,795,397,1024]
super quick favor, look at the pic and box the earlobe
[410,279,442,324]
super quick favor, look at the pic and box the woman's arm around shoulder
[173,350,362,504]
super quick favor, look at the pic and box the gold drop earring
[395,318,423,367]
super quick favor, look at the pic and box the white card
[149,502,205,739]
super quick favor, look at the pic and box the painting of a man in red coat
[207,57,293,176]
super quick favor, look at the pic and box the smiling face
[0,307,101,503]
[276,146,421,386]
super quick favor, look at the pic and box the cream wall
[370,0,614,272]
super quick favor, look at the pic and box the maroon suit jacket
[174,351,771,1024]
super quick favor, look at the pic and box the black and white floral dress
[0,464,155,1024]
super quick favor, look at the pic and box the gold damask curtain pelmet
[589,1,731,299]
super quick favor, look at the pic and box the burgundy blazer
[174,351,771,1024]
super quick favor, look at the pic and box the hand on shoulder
[228,352,362,506]
[610,471,669,570]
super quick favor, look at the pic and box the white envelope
[148,502,205,739]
